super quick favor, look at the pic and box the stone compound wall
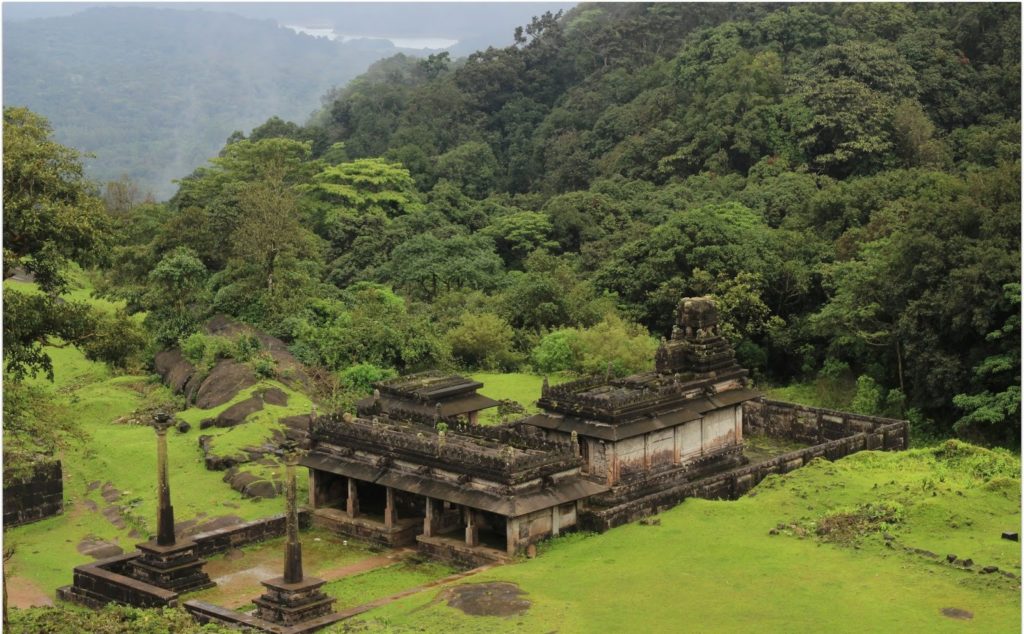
[742,398,909,446]
[59,511,311,609]
[4,460,63,527]
[192,510,311,557]
[580,398,909,532]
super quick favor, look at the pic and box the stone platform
[254,575,335,626]
[129,539,214,594]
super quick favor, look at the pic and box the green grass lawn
[323,560,455,610]
[340,442,1021,633]
[470,372,572,425]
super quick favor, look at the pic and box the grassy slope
[4,276,312,595]
[343,444,1021,633]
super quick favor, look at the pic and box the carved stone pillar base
[129,539,214,594]
[253,576,335,626]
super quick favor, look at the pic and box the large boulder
[195,361,258,409]
[260,387,288,406]
[212,395,264,428]
[205,315,310,389]
[154,349,196,394]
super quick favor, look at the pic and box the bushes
[8,604,234,633]
[339,363,398,393]
[446,312,521,370]
[531,316,657,377]
[178,331,276,377]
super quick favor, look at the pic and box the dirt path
[7,576,54,608]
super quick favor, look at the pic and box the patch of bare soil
[941,607,974,620]
[7,576,53,608]
[441,582,531,617]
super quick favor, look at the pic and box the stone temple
[302,296,910,566]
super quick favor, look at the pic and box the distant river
[284,24,457,50]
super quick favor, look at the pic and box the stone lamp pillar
[154,412,176,546]
[128,412,213,593]
[253,441,336,626]
[282,442,304,584]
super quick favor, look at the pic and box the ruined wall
[742,399,908,446]
[191,511,311,557]
[581,399,909,532]
[4,460,63,527]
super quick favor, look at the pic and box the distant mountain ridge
[3,6,403,198]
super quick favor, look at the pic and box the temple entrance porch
[308,472,422,548]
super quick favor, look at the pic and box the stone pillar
[468,410,479,425]
[423,497,435,537]
[552,505,561,537]
[153,413,176,547]
[127,412,213,594]
[346,478,359,518]
[252,440,336,626]
[506,517,518,556]
[307,470,317,508]
[464,508,479,547]
[282,443,303,585]
[384,487,397,529]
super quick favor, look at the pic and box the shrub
[531,329,581,374]
[446,312,521,370]
[339,363,398,393]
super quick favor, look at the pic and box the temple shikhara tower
[528,296,757,487]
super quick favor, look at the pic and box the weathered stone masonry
[3,460,63,527]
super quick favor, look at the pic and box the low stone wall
[59,511,313,610]
[416,535,508,569]
[192,510,311,557]
[311,509,419,548]
[4,460,63,527]
[580,399,909,532]
[185,599,347,633]
[742,398,910,446]
[57,553,178,609]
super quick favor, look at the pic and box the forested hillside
[2,6,401,198]
[8,3,1019,458]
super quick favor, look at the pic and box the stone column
[282,441,304,585]
[346,478,359,518]
[307,470,317,508]
[384,487,397,529]
[506,517,519,556]
[153,412,176,547]
[423,497,435,537]
[464,508,479,547]
[552,505,561,537]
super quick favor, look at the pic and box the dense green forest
[5,2,1021,463]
